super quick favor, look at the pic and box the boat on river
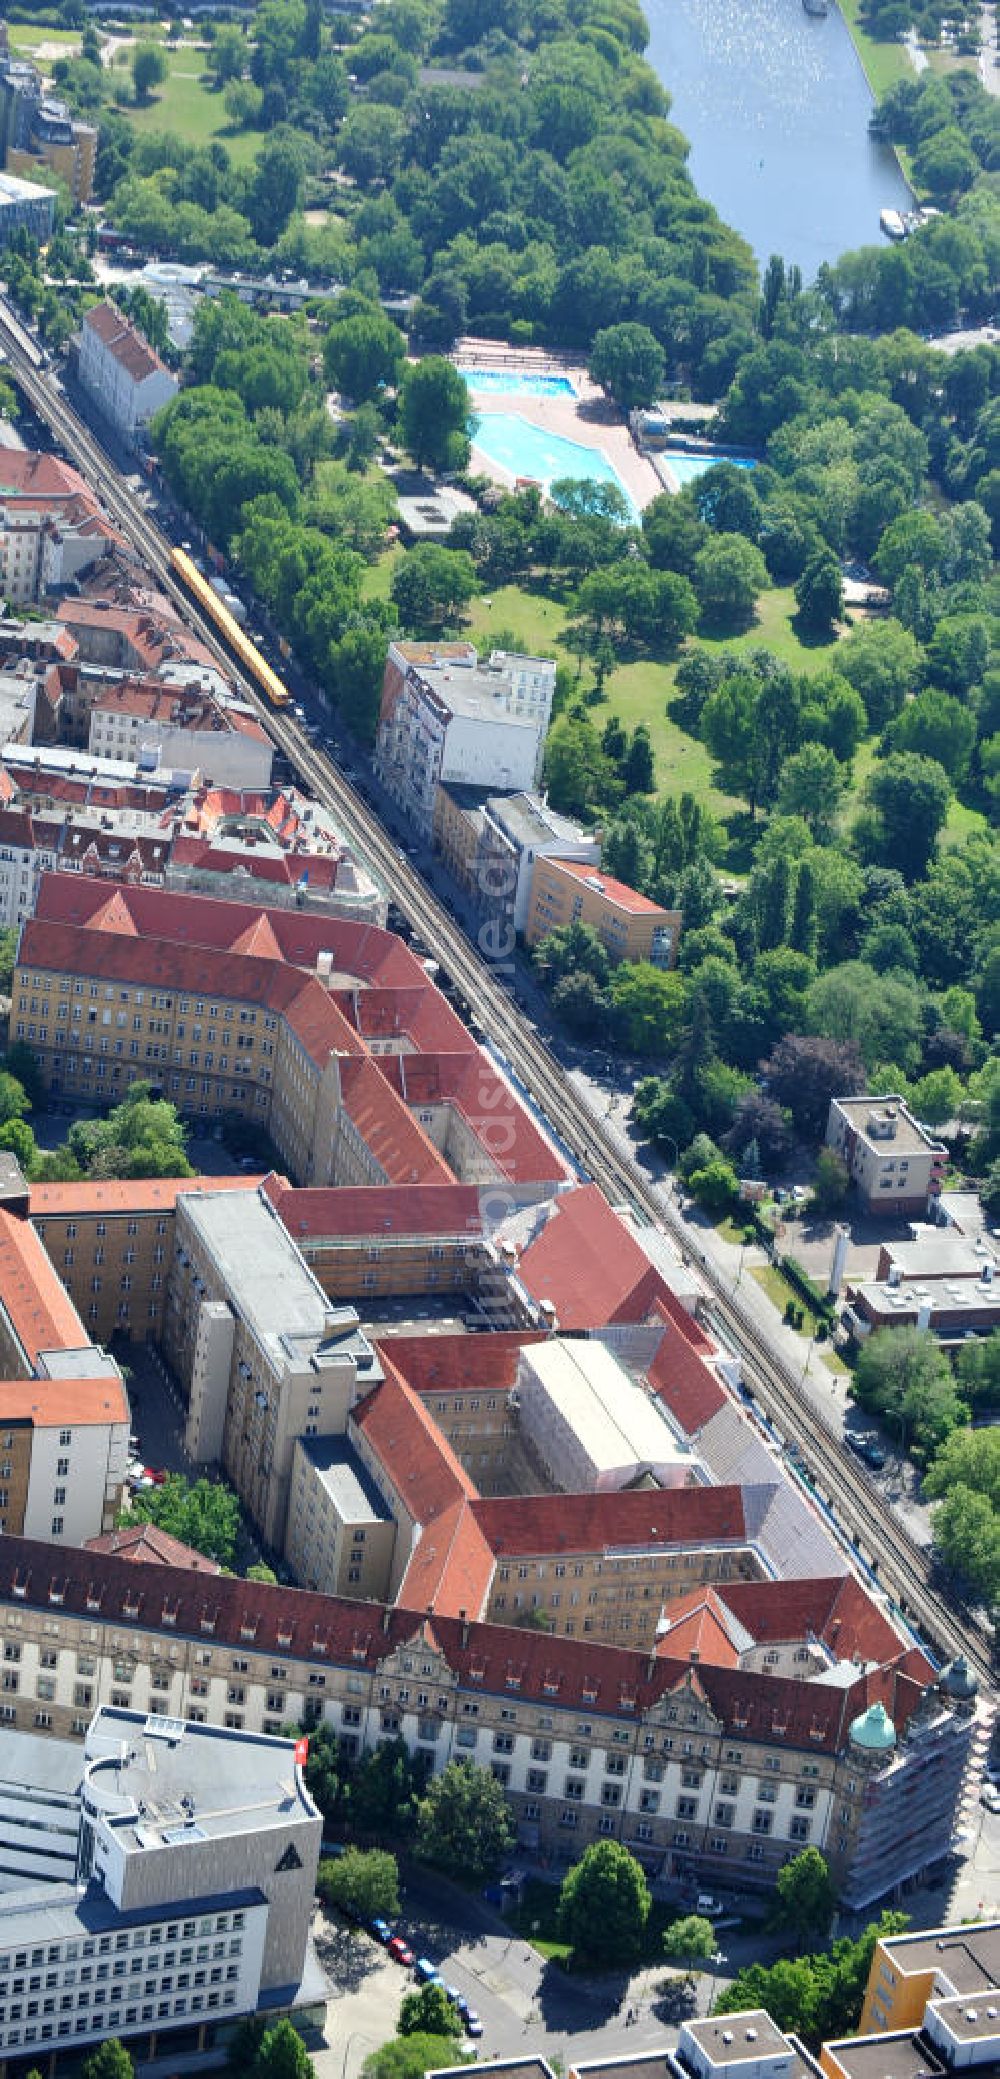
[803,0,829,18]
[880,207,907,239]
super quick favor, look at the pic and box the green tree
[925,1425,1000,1511]
[810,1147,850,1214]
[0,926,18,991]
[890,689,976,782]
[415,1760,514,1881]
[694,534,769,629]
[909,1066,962,1126]
[399,358,471,473]
[795,549,844,636]
[663,1915,716,1965]
[773,1848,837,1947]
[317,1848,400,1922]
[956,1333,1000,1409]
[0,1071,29,1127]
[778,745,846,842]
[862,754,951,881]
[207,24,249,83]
[687,1156,739,1214]
[854,1327,966,1457]
[83,2046,134,2079]
[323,310,405,403]
[120,1474,241,1567]
[131,43,166,102]
[558,1841,652,1967]
[364,2037,470,2079]
[248,136,304,244]
[391,544,477,629]
[838,619,923,730]
[398,1985,462,2040]
[252,2021,315,2079]
[608,962,687,1055]
[588,322,666,412]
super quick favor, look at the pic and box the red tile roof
[374,1330,542,1395]
[0,1532,926,1751]
[653,1589,742,1667]
[86,1523,221,1572]
[31,1175,262,1218]
[266,1181,484,1243]
[541,857,668,917]
[392,1052,568,1186]
[719,1576,934,1673]
[353,1366,475,1526]
[646,1315,728,1434]
[339,1056,452,1186]
[471,1486,748,1557]
[0,1376,129,1427]
[0,1207,89,1362]
[517,1186,682,1328]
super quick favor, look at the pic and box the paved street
[307,1871,753,2079]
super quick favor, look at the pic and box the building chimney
[459,1608,469,1648]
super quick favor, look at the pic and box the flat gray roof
[0,1727,82,1802]
[821,2036,943,2079]
[684,2017,804,2070]
[485,791,593,850]
[300,1436,390,1524]
[882,1925,1000,1993]
[883,1231,995,1278]
[833,1097,941,1156]
[180,1188,378,1375]
[84,1707,318,1855]
[419,665,538,730]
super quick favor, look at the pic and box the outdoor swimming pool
[663,449,757,485]
[470,411,637,514]
[458,368,578,398]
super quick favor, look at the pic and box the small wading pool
[457,367,578,398]
[470,410,637,515]
[662,449,757,486]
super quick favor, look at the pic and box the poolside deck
[455,342,662,512]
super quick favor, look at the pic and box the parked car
[369,1918,391,1945]
[414,1957,440,1985]
[982,1785,1000,1814]
[387,1937,415,1966]
[696,1893,725,1919]
[462,2011,483,2038]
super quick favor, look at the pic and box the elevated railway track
[1,300,990,1688]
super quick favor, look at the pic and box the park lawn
[600,656,742,819]
[360,543,404,603]
[465,580,569,656]
[943,794,989,849]
[834,0,916,96]
[125,49,266,168]
[8,26,81,57]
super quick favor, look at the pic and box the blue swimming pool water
[663,449,757,485]
[458,368,578,398]
[470,411,637,515]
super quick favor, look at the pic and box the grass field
[834,0,916,96]
[124,47,266,167]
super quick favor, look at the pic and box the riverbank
[833,0,916,97]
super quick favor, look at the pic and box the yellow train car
[170,547,291,708]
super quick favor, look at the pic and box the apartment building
[0,1534,972,1908]
[264,1179,490,1303]
[87,683,274,791]
[0,1705,320,2069]
[526,857,681,968]
[162,1184,381,1550]
[826,1098,947,1216]
[78,304,179,444]
[0,450,118,604]
[0,33,97,201]
[0,166,54,246]
[0,1199,129,1546]
[30,1175,261,1347]
[433,786,600,935]
[12,875,569,1203]
[376,642,556,841]
[0,770,385,928]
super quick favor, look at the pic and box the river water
[643,0,914,281]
